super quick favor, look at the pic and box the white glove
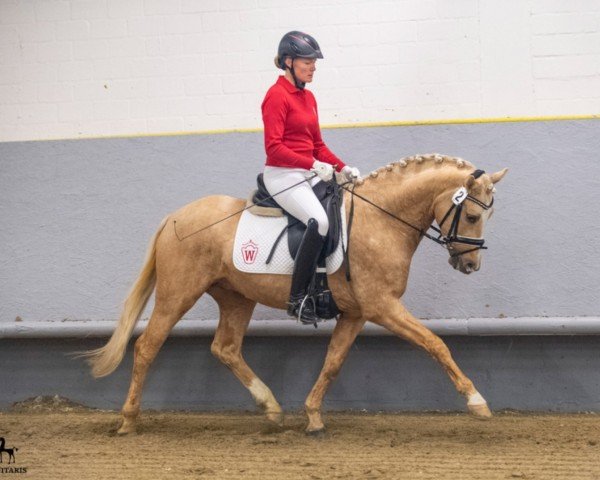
[310,160,334,182]
[341,165,361,183]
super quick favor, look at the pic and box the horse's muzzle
[448,255,480,275]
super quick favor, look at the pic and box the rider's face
[285,58,317,84]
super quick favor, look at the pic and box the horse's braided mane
[356,153,475,187]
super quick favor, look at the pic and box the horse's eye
[466,214,480,224]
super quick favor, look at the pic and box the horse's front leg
[368,300,491,418]
[305,314,366,435]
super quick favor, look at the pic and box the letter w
[243,249,257,263]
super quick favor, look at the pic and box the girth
[252,173,344,262]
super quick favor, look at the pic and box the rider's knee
[309,215,328,237]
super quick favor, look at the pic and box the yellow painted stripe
[325,114,600,129]
[9,114,600,143]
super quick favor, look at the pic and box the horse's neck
[349,166,466,257]
[357,166,463,229]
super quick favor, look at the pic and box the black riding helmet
[276,31,323,90]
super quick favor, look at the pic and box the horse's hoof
[468,402,493,419]
[116,420,137,435]
[306,428,326,438]
[266,411,284,427]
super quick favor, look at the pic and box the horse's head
[433,167,508,274]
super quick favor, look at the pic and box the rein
[340,169,494,281]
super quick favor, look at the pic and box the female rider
[261,31,360,324]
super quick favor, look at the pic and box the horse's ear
[490,168,508,184]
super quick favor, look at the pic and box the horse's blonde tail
[80,216,169,378]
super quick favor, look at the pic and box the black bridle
[429,169,494,257]
[430,194,493,257]
[340,169,494,280]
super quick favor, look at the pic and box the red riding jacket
[261,76,345,172]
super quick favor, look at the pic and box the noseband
[429,169,494,257]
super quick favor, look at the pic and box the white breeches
[263,166,329,236]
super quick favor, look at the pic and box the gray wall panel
[1,120,599,324]
[1,336,598,412]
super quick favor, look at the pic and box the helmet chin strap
[287,59,305,90]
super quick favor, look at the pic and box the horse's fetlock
[460,382,476,396]
[122,407,139,418]
[305,404,319,415]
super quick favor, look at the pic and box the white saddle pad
[233,201,347,275]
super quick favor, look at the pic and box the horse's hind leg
[118,282,208,435]
[209,286,284,426]
[304,314,365,435]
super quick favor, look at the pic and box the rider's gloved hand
[341,165,361,183]
[311,160,334,182]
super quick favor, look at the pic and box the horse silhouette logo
[0,437,18,464]
[241,240,259,264]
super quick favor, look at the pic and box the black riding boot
[287,218,325,324]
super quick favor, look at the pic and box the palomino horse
[83,153,508,435]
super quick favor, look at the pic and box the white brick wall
[0,0,599,142]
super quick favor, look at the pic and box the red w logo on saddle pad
[241,240,259,264]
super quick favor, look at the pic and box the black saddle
[252,173,344,263]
